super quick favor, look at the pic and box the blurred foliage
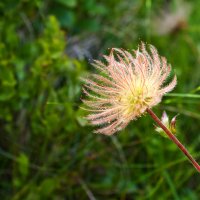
[0,0,200,199]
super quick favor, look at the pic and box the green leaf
[50,7,76,28]
[17,153,29,178]
[54,0,77,8]
[0,66,16,86]
[39,179,58,197]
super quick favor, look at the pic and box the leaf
[0,66,16,86]
[39,179,58,197]
[50,7,76,28]
[17,153,29,178]
[54,0,77,8]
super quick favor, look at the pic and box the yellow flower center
[119,86,152,117]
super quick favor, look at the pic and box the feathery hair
[82,43,177,135]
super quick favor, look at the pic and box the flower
[155,111,178,137]
[82,43,177,135]
[152,2,191,35]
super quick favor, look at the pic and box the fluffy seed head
[82,43,177,135]
[153,2,191,35]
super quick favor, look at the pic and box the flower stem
[146,108,200,173]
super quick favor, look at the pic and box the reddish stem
[146,108,200,173]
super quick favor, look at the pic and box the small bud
[170,114,179,134]
[155,111,178,138]
[155,111,169,138]
[161,111,169,126]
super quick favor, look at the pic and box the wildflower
[155,111,178,137]
[82,43,177,135]
[152,2,191,35]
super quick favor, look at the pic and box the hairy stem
[146,108,200,173]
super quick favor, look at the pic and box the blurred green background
[0,0,200,199]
